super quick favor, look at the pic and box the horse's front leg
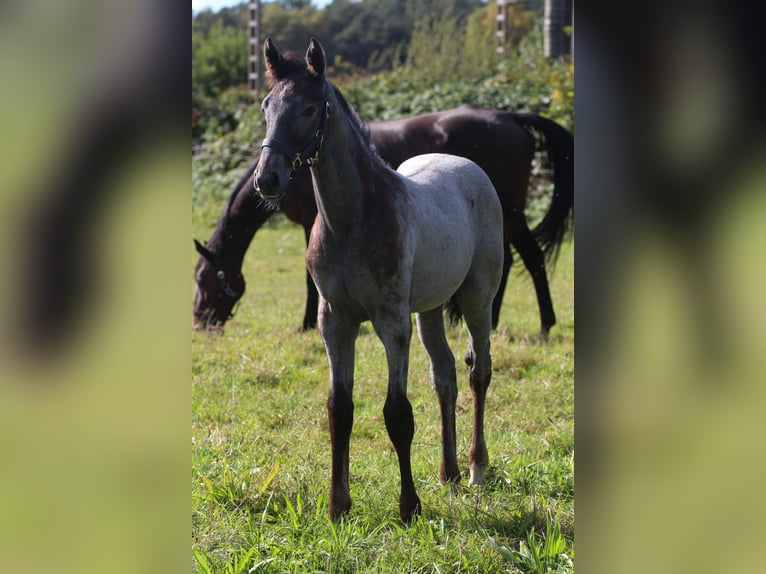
[318,299,360,519]
[373,307,421,523]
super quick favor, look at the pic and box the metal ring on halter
[291,153,304,172]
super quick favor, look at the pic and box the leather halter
[215,269,242,300]
[260,99,331,182]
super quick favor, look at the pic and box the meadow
[192,211,574,573]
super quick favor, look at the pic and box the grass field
[192,213,574,573]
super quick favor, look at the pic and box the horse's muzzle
[253,168,283,201]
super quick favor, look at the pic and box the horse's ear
[306,37,325,79]
[264,38,281,75]
[194,239,214,261]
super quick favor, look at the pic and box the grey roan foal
[253,37,504,523]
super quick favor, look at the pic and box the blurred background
[0,1,189,572]
[0,0,764,572]
[576,1,766,572]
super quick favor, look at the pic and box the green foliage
[192,14,252,142]
[259,2,326,55]
[193,20,248,100]
[341,19,573,133]
[403,8,497,82]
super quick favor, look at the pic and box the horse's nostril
[255,170,279,196]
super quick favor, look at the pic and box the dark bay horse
[193,105,572,336]
[254,38,503,522]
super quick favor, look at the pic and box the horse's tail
[443,295,463,327]
[514,113,574,267]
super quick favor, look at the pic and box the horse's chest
[309,247,391,300]
[307,231,407,311]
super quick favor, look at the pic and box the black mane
[329,83,386,166]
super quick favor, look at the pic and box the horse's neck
[210,192,272,266]
[310,92,374,240]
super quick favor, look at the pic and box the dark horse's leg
[319,299,359,519]
[491,241,513,330]
[301,225,319,331]
[509,211,556,338]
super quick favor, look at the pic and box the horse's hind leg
[509,212,556,338]
[458,301,494,486]
[319,299,360,519]
[416,308,460,485]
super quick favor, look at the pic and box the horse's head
[254,38,329,202]
[192,239,245,331]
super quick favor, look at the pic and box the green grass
[192,213,573,573]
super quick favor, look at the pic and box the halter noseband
[260,99,331,182]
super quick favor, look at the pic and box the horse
[193,106,573,336]
[253,37,504,523]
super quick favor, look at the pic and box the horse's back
[397,153,503,312]
[398,153,500,213]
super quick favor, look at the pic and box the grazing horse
[193,107,573,335]
[253,38,504,522]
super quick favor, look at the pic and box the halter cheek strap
[216,269,242,299]
[261,99,331,181]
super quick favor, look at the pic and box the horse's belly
[409,270,468,312]
[409,236,473,312]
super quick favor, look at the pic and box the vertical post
[248,1,261,96]
[544,0,572,58]
[495,0,524,54]
[495,1,507,54]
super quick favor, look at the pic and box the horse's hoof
[440,462,462,486]
[400,494,422,524]
[468,463,486,486]
[329,494,352,520]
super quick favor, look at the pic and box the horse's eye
[216,270,225,280]
[261,96,270,111]
[302,106,316,117]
